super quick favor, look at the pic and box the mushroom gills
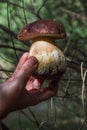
[28,37,67,78]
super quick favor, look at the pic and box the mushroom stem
[28,37,66,78]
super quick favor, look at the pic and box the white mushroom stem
[28,37,66,77]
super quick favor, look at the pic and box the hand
[0,53,59,119]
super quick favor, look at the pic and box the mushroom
[17,20,67,79]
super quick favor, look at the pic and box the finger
[13,53,28,77]
[15,56,38,85]
[25,76,43,91]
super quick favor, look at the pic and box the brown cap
[17,20,66,41]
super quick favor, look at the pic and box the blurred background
[0,0,87,130]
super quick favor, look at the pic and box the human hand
[0,53,59,119]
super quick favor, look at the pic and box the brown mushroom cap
[17,20,66,41]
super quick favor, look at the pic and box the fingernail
[28,56,38,66]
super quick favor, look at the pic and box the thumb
[15,56,38,84]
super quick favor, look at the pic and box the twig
[59,7,87,21]
[38,121,46,130]
[0,0,42,19]
[0,121,9,130]
[63,37,71,54]
[61,78,87,83]
[0,24,17,39]
[65,73,72,95]
[78,119,87,130]
[0,77,8,80]
[0,45,27,52]
[0,69,13,73]
[18,112,23,130]
[37,0,48,19]
[67,57,87,72]
[20,110,36,125]
[7,3,19,61]
[0,53,14,64]
[0,0,26,10]
[28,108,40,127]
[81,62,87,107]
[0,65,10,77]
[0,24,28,46]
[80,0,87,16]
[21,0,27,24]
[81,62,87,127]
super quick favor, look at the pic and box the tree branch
[0,45,27,52]
[66,58,87,72]
[0,24,17,39]
[0,24,29,46]
[37,0,48,19]
[59,7,87,21]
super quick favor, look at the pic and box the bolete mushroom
[17,20,67,79]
